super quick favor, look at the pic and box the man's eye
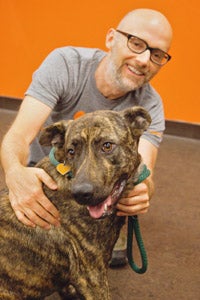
[101,142,114,153]
[133,41,142,48]
[130,37,144,50]
[152,50,164,59]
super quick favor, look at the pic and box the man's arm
[1,96,60,229]
[116,137,158,216]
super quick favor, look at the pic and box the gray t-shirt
[26,46,165,163]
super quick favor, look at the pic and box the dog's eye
[102,142,114,153]
[67,148,75,158]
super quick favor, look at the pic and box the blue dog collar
[49,147,73,178]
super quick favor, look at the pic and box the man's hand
[116,137,158,217]
[6,166,60,229]
[116,180,152,216]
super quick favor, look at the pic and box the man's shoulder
[135,83,162,104]
[51,46,106,62]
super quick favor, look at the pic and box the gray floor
[0,108,200,300]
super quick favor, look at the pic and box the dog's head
[39,107,151,219]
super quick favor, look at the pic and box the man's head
[104,8,173,93]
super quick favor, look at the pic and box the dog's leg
[58,285,80,300]
[0,289,21,300]
[59,283,110,300]
[76,269,110,300]
[58,267,110,300]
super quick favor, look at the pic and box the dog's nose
[72,183,94,204]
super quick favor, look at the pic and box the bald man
[1,9,173,249]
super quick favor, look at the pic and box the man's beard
[105,59,144,94]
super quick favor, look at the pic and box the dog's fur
[0,107,151,300]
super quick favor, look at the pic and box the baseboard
[165,120,200,140]
[0,96,199,140]
[0,96,21,111]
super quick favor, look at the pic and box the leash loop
[127,164,150,274]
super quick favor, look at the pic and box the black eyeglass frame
[116,29,171,66]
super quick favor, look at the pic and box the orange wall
[0,0,199,123]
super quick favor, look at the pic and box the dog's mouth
[87,177,127,219]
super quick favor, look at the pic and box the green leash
[127,165,150,274]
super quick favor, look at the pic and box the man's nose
[135,49,151,65]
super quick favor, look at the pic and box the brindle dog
[0,107,151,300]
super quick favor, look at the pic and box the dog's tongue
[87,196,112,219]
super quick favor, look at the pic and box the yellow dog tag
[56,163,71,175]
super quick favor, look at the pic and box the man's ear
[105,28,115,49]
[122,107,152,137]
[39,120,72,147]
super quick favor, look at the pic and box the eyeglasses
[116,29,171,66]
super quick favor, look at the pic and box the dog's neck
[49,147,73,178]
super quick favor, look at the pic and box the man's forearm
[145,175,155,200]
[1,131,30,175]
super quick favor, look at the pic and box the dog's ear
[39,120,72,147]
[122,107,151,137]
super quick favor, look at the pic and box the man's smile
[126,64,145,77]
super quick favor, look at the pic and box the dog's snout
[72,183,94,204]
